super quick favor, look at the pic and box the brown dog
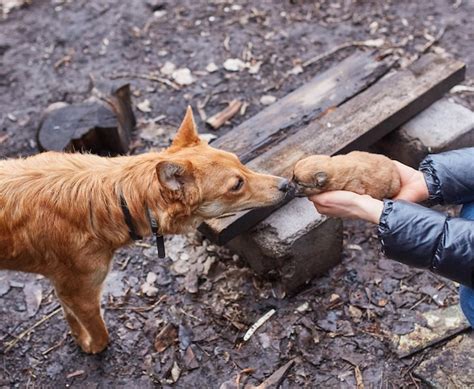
[0,107,290,353]
[293,151,401,199]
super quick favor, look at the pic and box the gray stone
[414,334,474,388]
[228,197,342,293]
[373,98,474,167]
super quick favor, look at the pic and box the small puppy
[292,151,401,199]
[0,107,290,354]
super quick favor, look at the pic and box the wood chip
[66,370,85,379]
[206,100,242,129]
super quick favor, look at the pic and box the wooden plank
[210,50,392,163]
[201,54,465,244]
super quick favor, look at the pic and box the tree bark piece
[37,83,136,154]
[201,54,465,244]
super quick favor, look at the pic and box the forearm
[378,200,474,288]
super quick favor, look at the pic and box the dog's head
[157,107,291,219]
[292,155,332,197]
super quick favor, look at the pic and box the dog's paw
[77,335,109,354]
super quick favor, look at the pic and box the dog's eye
[231,177,244,192]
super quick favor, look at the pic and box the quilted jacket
[378,148,474,288]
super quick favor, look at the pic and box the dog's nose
[278,178,291,192]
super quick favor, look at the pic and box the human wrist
[416,170,430,202]
[356,195,384,224]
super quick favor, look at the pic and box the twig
[119,256,132,271]
[408,295,429,310]
[302,40,384,68]
[3,307,62,353]
[243,309,276,342]
[109,72,180,90]
[42,331,68,355]
[107,295,166,313]
[236,367,255,388]
[206,100,243,129]
[254,359,295,389]
[420,25,446,54]
[343,358,365,389]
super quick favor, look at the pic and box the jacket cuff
[378,199,393,254]
[419,155,443,205]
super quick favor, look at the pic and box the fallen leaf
[141,282,159,297]
[137,99,152,113]
[0,274,11,296]
[223,58,246,72]
[160,61,176,76]
[172,68,195,86]
[171,361,181,382]
[289,65,303,75]
[260,95,276,105]
[24,282,42,318]
[248,61,262,74]
[206,62,219,73]
[183,345,200,370]
[154,323,178,353]
[184,272,198,294]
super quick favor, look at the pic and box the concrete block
[373,98,474,167]
[228,197,342,293]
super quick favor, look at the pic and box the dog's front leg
[52,257,111,354]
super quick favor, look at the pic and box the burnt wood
[201,54,466,244]
[37,83,135,155]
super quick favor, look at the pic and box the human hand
[392,161,429,202]
[310,191,384,224]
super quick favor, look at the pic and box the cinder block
[373,98,474,167]
[228,197,342,293]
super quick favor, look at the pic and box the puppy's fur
[293,151,401,199]
[0,107,289,353]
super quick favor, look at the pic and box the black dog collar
[119,193,166,259]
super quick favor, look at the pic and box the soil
[1,0,473,387]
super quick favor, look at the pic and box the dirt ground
[1,0,473,387]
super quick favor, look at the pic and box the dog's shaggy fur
[0,107,289,353]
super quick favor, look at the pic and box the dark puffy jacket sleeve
[420,147,474,205]
[378,200,474,288]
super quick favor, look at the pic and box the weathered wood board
[201,54,465,244]
[211,50,392,163]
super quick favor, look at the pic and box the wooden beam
[210,50,392,163]
[201,54,465,244]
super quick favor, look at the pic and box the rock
[260,95,277,105]
[228,197,342,293]
[373,98,474,167]
[391,304,470,358]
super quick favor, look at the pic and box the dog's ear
[171,106,201,148]
[314,171,328,188]
[156,160,195,192]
